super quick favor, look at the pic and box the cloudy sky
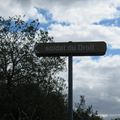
[1,0,120,119]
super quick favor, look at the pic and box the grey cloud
[9,0,32,10]
[74,87,120,114]
[32,0,110,7]
[29,0,92,9]
[72,56,120,117]
[18,0,31,7]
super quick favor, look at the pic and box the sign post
[68,55,73,120]
[34,41,107,120]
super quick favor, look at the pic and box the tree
[0,16,66,93]
[74,96,103,120]
[0,16,67,119]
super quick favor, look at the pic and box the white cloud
[73,55,120,89]
[0,0,119,22]
[50,1,116,24]
[23,8,48,23]
[0,0,23,18]
[49,24,120,49]
[0,0,47,23]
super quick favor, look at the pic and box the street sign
[34,41,107,120]
[35,41,107,57]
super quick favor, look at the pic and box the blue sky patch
[91,48,120,61]
[93,17,120,27]
[93,7,120,27]
[35,8,70,30]
[116,6,120,11]
[106,48,120,55]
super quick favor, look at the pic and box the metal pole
[68,55,73,120]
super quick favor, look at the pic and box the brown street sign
[34,41,107,57]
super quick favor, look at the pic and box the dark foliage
[112,118,120,120]
[74,96,103,120]
[0,16,67,120]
